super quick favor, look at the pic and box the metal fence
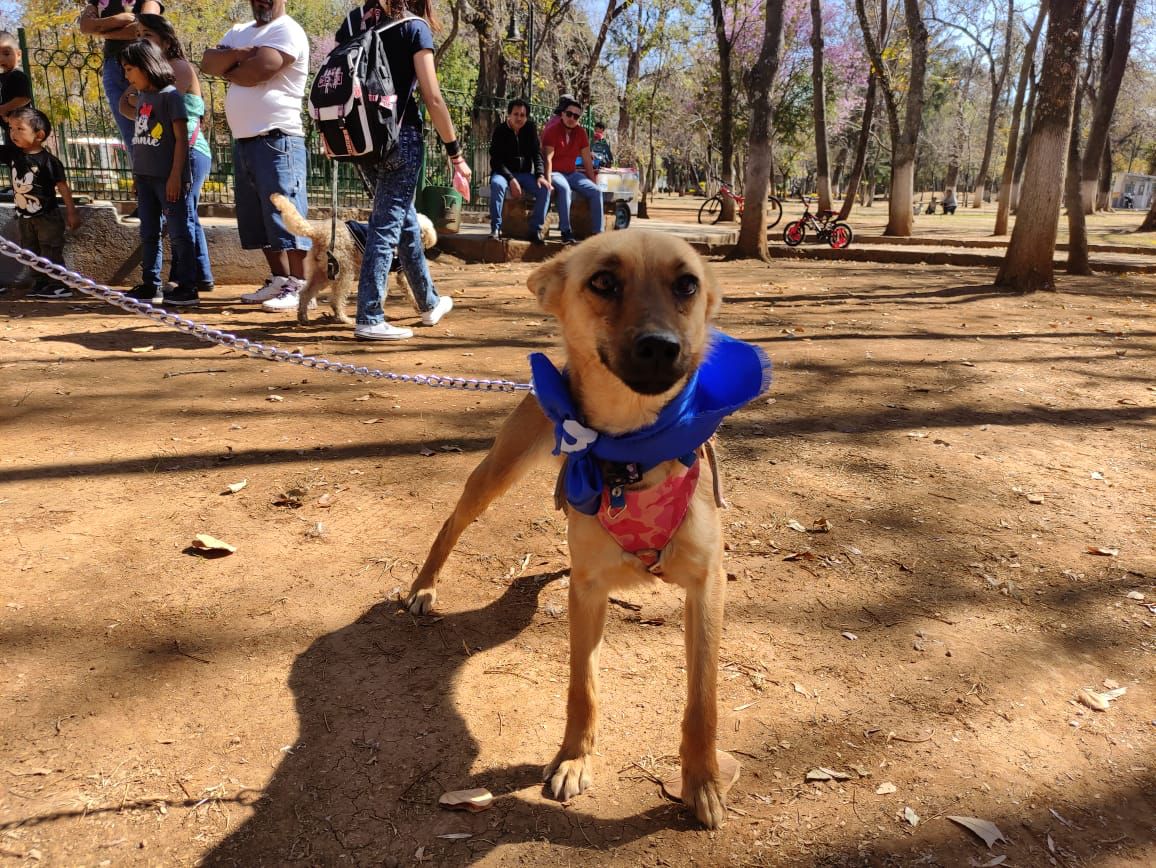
[19,27,582,212]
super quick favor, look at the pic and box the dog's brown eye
[673,275,699,298]
[588,270,621,298]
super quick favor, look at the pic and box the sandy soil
[2,202,1155,867]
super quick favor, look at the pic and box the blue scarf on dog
[530,330,772,515]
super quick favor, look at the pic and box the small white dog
[270,193,437,324]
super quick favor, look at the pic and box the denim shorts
[233,131,312,251]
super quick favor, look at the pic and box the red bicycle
[782,194,853,249]
[698,179,783,229]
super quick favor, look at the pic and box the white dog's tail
[270,193,328,249]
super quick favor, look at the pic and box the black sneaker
[27,284,74,299]
[196,281,215,294]
[164,285,200,307]
[125,284,163,303]
[489,229,501,241]
[560,233,578,246]
[529,230,545,246]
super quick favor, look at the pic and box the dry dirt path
[1,244,1155,867]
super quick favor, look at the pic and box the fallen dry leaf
[1086,545,1119,556]
[903,806,920,826]
[876,782,897,795]
[190,533,236,554]
[947,815,1007,848]
[805,767,851,782]
[439,788,493,812]
[221,479,247,495]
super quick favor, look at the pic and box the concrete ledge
[0,202,267,287]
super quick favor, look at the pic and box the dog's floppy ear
[527,249,572,314]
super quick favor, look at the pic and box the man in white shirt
[202,0,312,311]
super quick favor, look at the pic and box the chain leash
[0,237,532,393]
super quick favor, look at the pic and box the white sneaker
[355,322,413,341]
[421,295,453,327]
[261,278,314,312]
[241,276,285,303]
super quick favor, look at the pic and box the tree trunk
[710,0,737,221]
[995,0,1049,234]
[995,0,1087,292]
[886,0,928,235]
[1010,71,1038,212]
[1096,140,1112,209]
[468,5,506,180]
[1138,195,1156,231]
[1064,74,1090,274]
[971,0,1016,208]
[811,0,832,212]
[837,71,878,219]
[576,0,629,105]
[946,51,979,199]
[1079,0,1135,213]
[734,0,786,259]
[856,0,927,236]
[830,145,849,197]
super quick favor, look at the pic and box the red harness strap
[597,460,701,573]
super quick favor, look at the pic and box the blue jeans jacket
[357,126,441,326]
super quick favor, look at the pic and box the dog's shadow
[204,573,681,865]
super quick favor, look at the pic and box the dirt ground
[2,201,1155,867]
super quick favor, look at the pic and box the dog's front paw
[683,774,726,829]
[544,753,593,802]
[405,585,437,614]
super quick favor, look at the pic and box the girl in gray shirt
[118,39,200,306]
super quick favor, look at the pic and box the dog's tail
[270,193,327,248]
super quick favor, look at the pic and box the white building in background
[1110,172,1155,210]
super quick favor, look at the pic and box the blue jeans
[489,173,550,235]
[136,173,196,289]
[233,132,311,251]
[357,126,440,326]
[102,57,136,163]
[169,149,214,286]
[551,171,603,236]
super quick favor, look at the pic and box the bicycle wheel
[698,195,724,225]
[766,196,783,229]
[783,220,806,246]
[829,222,853,249]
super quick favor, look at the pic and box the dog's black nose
[628,332,679,392]
[631,331,682,373]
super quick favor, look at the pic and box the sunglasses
[563,110,581,119]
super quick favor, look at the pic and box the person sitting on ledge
[488,98,550,244]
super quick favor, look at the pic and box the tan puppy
[269,193,436,324]
[406,229,732,828]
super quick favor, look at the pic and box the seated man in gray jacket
[489,99,551,244]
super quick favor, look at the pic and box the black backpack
[309,13,416,164]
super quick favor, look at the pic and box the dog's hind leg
[545,572,607,801]
[679,569,727,828]
[406,394,555,614]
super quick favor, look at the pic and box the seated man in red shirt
[541,96,602,243]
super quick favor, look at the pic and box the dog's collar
[530,329,771,516]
